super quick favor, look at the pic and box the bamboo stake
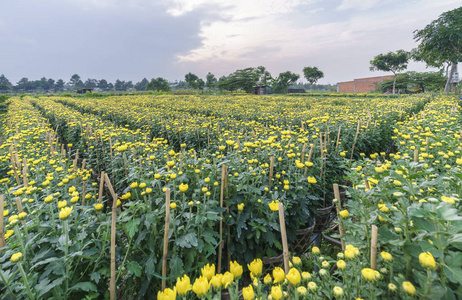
[98,172,105,203]
[304,145,314,177]
[15,197,23,214]
[109,191,117,300]
[81,181,87,206]
[109,136,113,158]
[0,195,5,249]
[81,159,86,172]
[104,174,117,202]
[335,126,342,151]
[350,120,361,159]
[268,156,275,188]
[22,158,28,188]
[414,150,419,163]
[9,147,20,185]
[371,225,378,270]
[333,183,342,205]
[72,150,79,172]
[301,143,306,164]
[123,153,128,177]
[278,202,289,274]
[334,184,345,251]
[365,179,371,191]
[218,164,227,273]
[162,188,171,291]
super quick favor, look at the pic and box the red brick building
[337,75,395,93]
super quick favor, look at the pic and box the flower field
[0,93,461,299]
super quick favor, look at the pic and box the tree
[47,78,55,91]
[55,79,65,92]
[205,72,217,89]
[256,66,272,85]
[219,68,260,93]
[370,50,409,94]
[16,78,30,91]
[272,71,300,94]
[197,78,205,90]
[98,79,109,91]
[114,80,124,91]
[69,74,82,89]
[185,72,199,89]
[0,74,12,91]
[147,77,170,92]
[380,70,446,93]
[135,78,149,91]
[413,7,462,92]
[303,66,324,92]
[84,78,98,89]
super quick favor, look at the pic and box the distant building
[337,75,395,93]
[287,88,305,93]
[75,88,93,94]
[254,85,269,95]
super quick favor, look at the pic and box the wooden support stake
[81,159,86,171]
[109,136,113,158]
[333,183,341,205]
[72,150,79,172]
[350,120,361,159]
[414,150,418,163]
[335,126,342,151]
[123,153,128,177]
[218,164,227,273]
[162,188,171,291]
[268,156,275,188]
[9,147,20,185]
[334,184,345,251]
[371,225,378,270]
[81,181,87,206]
[301,143,307,164]
[278,202,290,274]
[0,195,6,249]
[98,172,105,203]
[109,187,117,300]
[22,158,28,188]
[15,197,23,214]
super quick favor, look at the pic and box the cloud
[337,0,381,11]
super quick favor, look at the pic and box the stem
[116,237,133,282]
[0,267,16,297]
[48,204,57,235]
[63,219,70,295]
[14,223,27,262]
[18,262,34,299]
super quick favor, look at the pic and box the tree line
[370,6,461,94]
[0,66,325,94]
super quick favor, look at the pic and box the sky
[1,0,460,85]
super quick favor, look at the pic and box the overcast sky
[1,0,460,85]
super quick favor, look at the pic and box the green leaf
[70,282,97,292]
[443,265,462,284]
[90,272,101,284]
[176,232,198,248]
[170,256,184,279]
[126,261,142,277]
[126,218,141,239]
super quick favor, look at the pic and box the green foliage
[272,71,300,94]
[413,7,462,68]
[217,68,260,93]
[146,77,170,92]
[185,72,199,89]
[370,50,410,94]
[380,71,446,93]
[303,66,324,92]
